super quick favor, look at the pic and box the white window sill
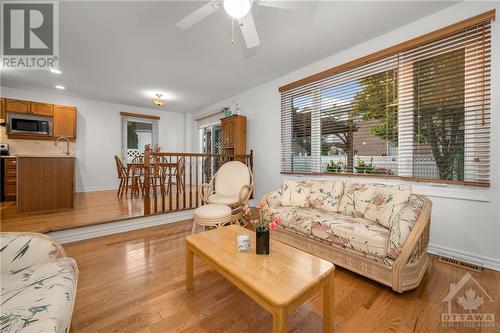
[283,174,491,202]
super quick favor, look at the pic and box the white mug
[237,235,251,252]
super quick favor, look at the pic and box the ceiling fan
[176,0,294,48]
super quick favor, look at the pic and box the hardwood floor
[0,187,199,233]
[64,221,500,333]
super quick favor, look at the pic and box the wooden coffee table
[185,225,335,332]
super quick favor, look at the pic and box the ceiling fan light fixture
[152,94,166,106]
[223,0,252,19]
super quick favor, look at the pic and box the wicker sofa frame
[265,193,432,293]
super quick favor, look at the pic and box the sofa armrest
[0,232,66,274]
[391,196,432,292]
[261,189,282,208]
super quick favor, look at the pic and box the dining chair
[167,157,185,193]
[114,155,133,198]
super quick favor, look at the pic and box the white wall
[191,2,500,270]
[0,85,187,192]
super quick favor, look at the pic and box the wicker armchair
[200,161,254,220]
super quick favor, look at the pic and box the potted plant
[354,160,375,174]
[241,203,283,255]
[325,160,343,173]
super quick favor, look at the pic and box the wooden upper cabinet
[221,115,246,155]
[5,99,30,113]
[30,102,53,116]
[53,105,77,139]
[0,98,5,119]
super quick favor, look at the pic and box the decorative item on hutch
[241,204,283,255]
[222,106,232,117]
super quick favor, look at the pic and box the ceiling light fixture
[55,85,65,90]
[152,93,166,106]
[223,0,252,19]
[50,68,62,74]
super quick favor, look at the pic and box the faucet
[54,137,71,156]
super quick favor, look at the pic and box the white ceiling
[0,1,458,113]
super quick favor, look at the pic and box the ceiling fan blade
[176,1,220,29]
[239,13,260,48]
[255,0,297,11]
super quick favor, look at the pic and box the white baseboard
[428,243,500,272]
[48,210,194,244]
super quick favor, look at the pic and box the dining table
[126,161,178,197]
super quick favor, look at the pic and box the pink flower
[261,204,270,211]
[242,205,250,215]
[272,215,283,225]
[269,222,278,231]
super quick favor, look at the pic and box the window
[280,14,492,186]
[121,117,158,162]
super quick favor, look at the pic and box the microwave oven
[7,114,52,135]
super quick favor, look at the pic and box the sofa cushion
[1,257,78,333]
[311,214,390,258]
[364,184,411,228]
[262,189,282,208]
[337,181,377,217]
[387,194,424,260]
[280,180,312,208]
[309,180,344,212]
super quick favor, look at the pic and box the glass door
[200,123,221,182]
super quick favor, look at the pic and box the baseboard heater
[437,254,483,272]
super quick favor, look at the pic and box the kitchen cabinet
[0,98,5,119]
[53,105,77,138]
[30,102,53,116]
[5,99,29,113]
[17,156,75,212]
[3,157,17,201]
[0,97,77,141]
[221,115,246,155]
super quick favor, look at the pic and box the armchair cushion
[280,180,312,208]
[1,258,78,333]
[0,233,65,274]
[214,161,251,198]
[207,193,240,206]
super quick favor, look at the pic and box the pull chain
[231,19,235,45]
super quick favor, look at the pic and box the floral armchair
[0,232,78,333]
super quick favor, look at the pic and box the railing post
[144,150,151,215]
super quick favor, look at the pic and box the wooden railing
[142,151,253,215]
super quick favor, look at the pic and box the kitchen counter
[15,154,76,158]
[16,155,75,212]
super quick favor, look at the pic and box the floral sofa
[262,179,432,292]
[0,233,78,333]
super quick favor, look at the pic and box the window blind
[280,14,492,187]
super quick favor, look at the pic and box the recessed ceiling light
[50,68,62,74]
[55,85,65,90]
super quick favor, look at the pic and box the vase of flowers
[242,203,283,255]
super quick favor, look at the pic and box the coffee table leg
[323,274,334,333]
[272,307,288,333]
[186,245,194,290]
